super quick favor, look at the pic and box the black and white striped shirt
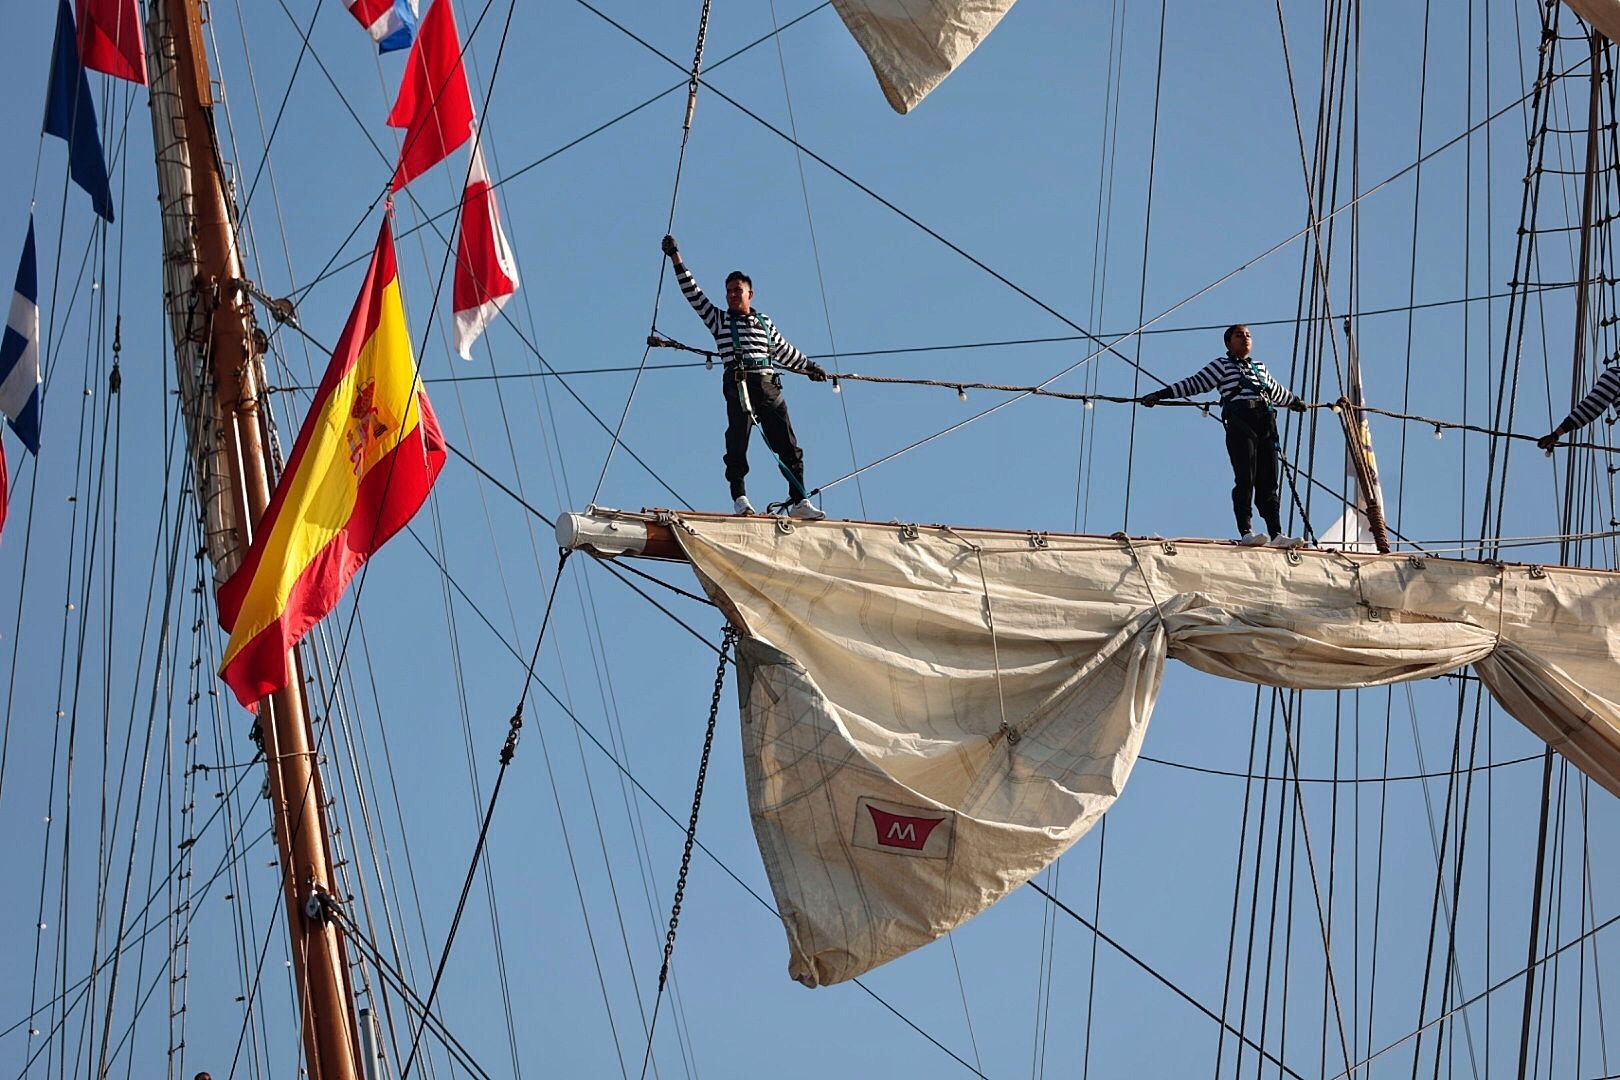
[1563,365,1620,430]
[1159,355,1300,408]
[675,264,812,374]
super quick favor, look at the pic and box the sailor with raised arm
[1536,365,1620,450]
[662,234,829,519]
[1140,324,1308,547]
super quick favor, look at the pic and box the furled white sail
[662,514,1620,986]
[830,0,1017,113]
[1322,326,1389,552]
[1563,0,1620,41]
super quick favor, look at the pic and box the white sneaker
[1240,531,1268,547]
[733,495,756,515]
[1268,534,1303,549]
[786,500,826,521]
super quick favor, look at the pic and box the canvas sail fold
[1563,0,1620,42]
[664,515,1620,985]
[830,0,1017,113]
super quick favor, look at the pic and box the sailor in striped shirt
[663,234,828,519]
[1141,325,1308,547]
[1537,365,1620,450]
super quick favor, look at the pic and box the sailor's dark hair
[1224,323,1249,346]
[725,270,752,289]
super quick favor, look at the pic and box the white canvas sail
[831,0,1018,113]
[1564,0,1620,41]
[657,514,1620,986]
[1320,504,1378,550]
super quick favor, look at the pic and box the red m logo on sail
[866,805,946,851]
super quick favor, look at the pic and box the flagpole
[146,1,362,1076]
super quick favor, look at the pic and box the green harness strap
[1230,355,1284,450]
[726,311,775,371]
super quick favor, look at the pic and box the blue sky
[1,1,1617,1077]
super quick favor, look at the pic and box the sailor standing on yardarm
[1141,324,1308,547]
[662,234,829,519]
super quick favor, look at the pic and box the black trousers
[1221,401,1282,536]
[723,369,806,501]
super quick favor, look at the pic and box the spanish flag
[218,218,445,708]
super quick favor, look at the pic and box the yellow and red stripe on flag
[217,218,445,708]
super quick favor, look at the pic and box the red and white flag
[345,0,418,53]
[77,0,147,84]
[453,130,519,359]
[386,0,473,192]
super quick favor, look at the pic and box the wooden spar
[557,510,688,561]
[1337,319,1392,554]
[146,2,361,1076]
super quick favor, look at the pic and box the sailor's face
[726,279,752,314]
[1227,327,1253,358]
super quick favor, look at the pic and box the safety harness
[1226,355,1276,407]
[1225,355,1283,451]
[726,310,777,371]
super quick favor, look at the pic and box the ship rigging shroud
[9,0,1620,1068]
[565,509,1620,986]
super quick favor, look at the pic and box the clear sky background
[1,1,1618,1077]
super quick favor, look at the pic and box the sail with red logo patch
[640,512,1620,987]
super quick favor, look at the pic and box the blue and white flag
[345,0,419,54]
[0,218,42,455]
[44,0,115,223]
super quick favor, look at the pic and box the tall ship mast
[145,0,359,1074]
[2,1,1619,1075]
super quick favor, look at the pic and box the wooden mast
[146,1,361,1075]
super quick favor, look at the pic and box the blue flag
[377,0,420,53]
[0,218,42,455]
[44,0,115,223]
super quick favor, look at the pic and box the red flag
[453,130,519,358]
[76,0,147,85]
[386,0,473,192]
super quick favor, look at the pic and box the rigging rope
[402,520,1158,1079]
[1027,877,1308,1080]
[52,2,1613,1070]
[282,3,834,305]
[399,549,573,1080]
[1121,0,1169,532]
[224,77,542,1072]
[413,513,993,1075]
[766,0,868,518]
[639,625,734,1080]
[650,331,1620,452]
[330,907,495,1079]
[588,0,715,509]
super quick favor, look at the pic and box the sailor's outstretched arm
[1140,360,1222,406]
[1539,366,1620,448]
